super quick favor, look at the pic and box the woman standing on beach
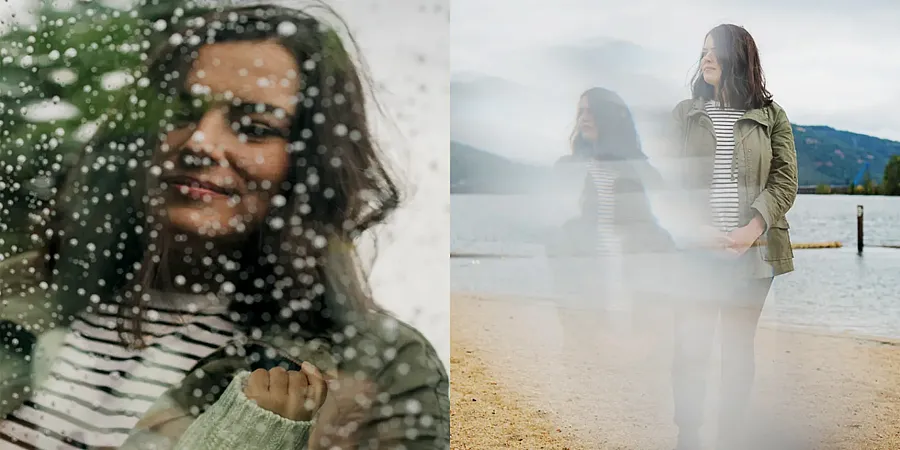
[546,87,674,350]
[668,24,798,450]
[0,5,448,449]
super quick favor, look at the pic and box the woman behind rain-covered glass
[0,5,448,450]
[545,87,674,348]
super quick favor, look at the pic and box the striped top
[0,292,236,450]
[586,161,621,256]
[705,100,744,232]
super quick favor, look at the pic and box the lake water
[451,194,900,339]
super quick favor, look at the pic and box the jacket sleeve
[0,322,36,419]
[118,371,314,450]
[666,102,687,166]
[614,177,675,254]
[750,106,799,229]
[316,338,450,450]
[0,251,55,419]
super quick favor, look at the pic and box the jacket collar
[687,97,770,127]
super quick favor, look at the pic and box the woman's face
[701,34,721,87]
[152,40,299,240]
[577,96,598,142]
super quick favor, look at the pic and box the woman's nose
[185,110,230,163]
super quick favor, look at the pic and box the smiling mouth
[161,175,238,197]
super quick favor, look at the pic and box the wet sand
[450,292,900,450]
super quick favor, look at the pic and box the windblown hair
[569,87,648,161]
[42,4,400,346]
[691,24,773,110]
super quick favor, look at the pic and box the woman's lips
[161,176,236,199]
[173,184,229,199]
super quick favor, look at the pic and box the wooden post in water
[857,205,864,255]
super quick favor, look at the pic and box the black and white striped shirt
[586,161,621,256]
[0,292,236,449]
[705,100,744,232]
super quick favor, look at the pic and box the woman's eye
[237,123,282,140]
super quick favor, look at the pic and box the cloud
[452,0,900,141]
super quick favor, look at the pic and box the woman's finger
[245,368,270,396]
[286,370,309,420]
[268,366,289,396]
[301,361,328,412]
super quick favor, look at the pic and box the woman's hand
[244,363,328,421]
[726,215,767,256]
[697,225,737,251]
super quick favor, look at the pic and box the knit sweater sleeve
[172,371,312,450]
[119,371,313,450]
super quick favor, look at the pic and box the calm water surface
[451,194,900,339]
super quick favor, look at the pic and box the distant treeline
[812,153,900,196]
[452,136,900,196]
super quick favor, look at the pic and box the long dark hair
[42,4,400,346]
[570,87,648,161]
[691,24,773,109]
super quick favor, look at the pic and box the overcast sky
[452,0,900,144]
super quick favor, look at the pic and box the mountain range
[451,125,900,193]
[452,73,900,193]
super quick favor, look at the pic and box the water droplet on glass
[277,21,297,36]
[168,33,184,46]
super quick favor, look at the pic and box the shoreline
[450,245,900,259]
[451,292,900,449]
[452,290,900,347]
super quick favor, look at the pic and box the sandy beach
[450,292,900,450]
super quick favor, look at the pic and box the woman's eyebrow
[180,92,294,118]
[232,101,295,123]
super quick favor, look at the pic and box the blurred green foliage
[0,0,206,255]
[884,155,900,196]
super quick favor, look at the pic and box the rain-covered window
[0,1,449,449]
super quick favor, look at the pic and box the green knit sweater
[171,371,313,450]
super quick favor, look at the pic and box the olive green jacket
[671,98,798,277]
[0,251,450,450]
